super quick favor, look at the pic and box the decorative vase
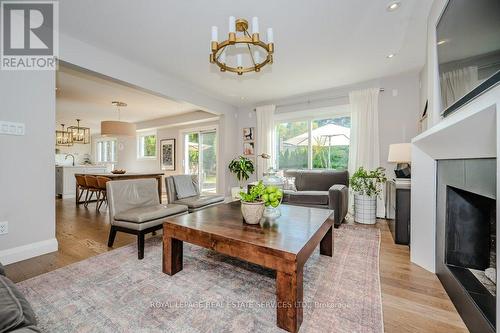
[354,194,377,224]
[241,201,265,225]
[263,198,282,219]
[262,169,284,190]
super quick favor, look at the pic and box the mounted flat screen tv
[437,0,500,117]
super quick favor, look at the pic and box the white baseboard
[0,238,59,265]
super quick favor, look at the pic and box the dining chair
[84,175,100,209]
[75,175,89,205]
[96,176,111,212]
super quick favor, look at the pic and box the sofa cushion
[288,191,329,205]
[174,194,225,209]
[284,170,349,191]
[115,204,187,223]
[172,175,199,199]
[0,275,38,332]
[282,189,295,202]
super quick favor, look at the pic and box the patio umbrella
[283,123,350,168]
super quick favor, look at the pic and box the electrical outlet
[0,221,8,235]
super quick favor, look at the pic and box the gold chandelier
[67,119,90,144]
[56,124,73,146]
[210,17,274,75]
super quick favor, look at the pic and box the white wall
[0,71,57,264]
[237,70,422,177]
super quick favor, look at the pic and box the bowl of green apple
[261,185,283,219]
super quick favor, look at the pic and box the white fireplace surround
[411,84,499,274]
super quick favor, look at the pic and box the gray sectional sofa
[0,263,40,332]
[282,169,349,228]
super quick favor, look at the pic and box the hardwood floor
[5,198,469,332]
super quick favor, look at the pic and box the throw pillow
[283,177,297,191]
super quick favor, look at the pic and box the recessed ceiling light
[437,40,447,46]
[240,96,246,100]
[387,1,401,11]
[386,53,396,59]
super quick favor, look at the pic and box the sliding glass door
[184,129,217,193]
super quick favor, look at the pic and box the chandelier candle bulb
[229,16,236,33]
[267,27,274,43]
[252,17,259,34]
[237,54,243,67]
[211,26,218,42]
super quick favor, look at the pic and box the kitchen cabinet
[56,166,107,199]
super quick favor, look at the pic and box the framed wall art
[160,139,176,171]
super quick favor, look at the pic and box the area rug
[17,225,383,333]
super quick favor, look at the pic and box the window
[137,133,157,159]
[275,120,309,169]
[275,115,350,170]
[95,138,117,163]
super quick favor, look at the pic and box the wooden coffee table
[162,202,334,333]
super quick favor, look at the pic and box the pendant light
[101,101,136,137]
[67,119,90,144]
[56,124,74,146]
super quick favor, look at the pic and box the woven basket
[354,194,377,224]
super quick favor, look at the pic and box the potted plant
[228,156,255,199]
[350,166,387,224]
[239,181,266,224]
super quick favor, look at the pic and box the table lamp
[388,143,411,178]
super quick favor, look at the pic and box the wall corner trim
[0,238,59,265]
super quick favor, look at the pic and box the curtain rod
[254,88,385,111]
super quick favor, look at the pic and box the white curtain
[348,88,385,218]
[255,104,276,179]
[440,66,479,109]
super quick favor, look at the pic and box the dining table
[75,172,164,204]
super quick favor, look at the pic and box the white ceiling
[59,0,433,107]
[56,66,199,133]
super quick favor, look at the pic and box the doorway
[183,129,218,193]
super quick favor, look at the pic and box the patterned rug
[17,225,383,333]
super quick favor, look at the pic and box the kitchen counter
[74,172,164,203]
[56,165,108,199]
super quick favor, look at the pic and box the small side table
[386,179,411,245]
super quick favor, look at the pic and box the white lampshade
[252,17,259,34]
[388,143,411,163]
[101,121,136,137]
